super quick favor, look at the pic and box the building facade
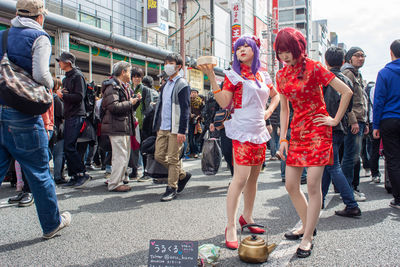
[0,0,180,84]
[310,19,330,64]
[278,0,312,53]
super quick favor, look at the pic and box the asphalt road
[0,155,399,266]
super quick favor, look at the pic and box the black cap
[56,51,76,67]
[345,47,364,62]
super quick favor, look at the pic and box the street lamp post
[178,0,187,74]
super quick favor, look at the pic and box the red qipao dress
[222,64,273,166]
[276,58,335,166]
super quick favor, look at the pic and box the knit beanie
[345,47,364,62]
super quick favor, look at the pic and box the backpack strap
[2,29,9,55]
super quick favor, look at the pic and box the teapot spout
[267,243,277,254]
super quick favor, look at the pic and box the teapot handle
[239,224,268,246]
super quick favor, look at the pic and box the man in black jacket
[57,52,90,188]
[321,47,361,217]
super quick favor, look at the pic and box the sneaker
[137,175,151,182]
[364,168,371,177]
[129,171,139,180]
[335,206,361,217]
[8,192,25,204]
[18,193,34,207]
[389,200,400,209]
[353,190,366,202]
[372,174,381,183]
[62,178,78,187]
[55,178,68,185]
[74,174,91,189]
[177,172,192,193]
[85,164,96,171]
[160,186,177,202]
[43,211,71,239]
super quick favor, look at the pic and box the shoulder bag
[0,29,52,115]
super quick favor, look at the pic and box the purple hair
[232,35,261,79]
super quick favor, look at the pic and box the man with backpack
[321,47,361,217]
[0,0,70,239]
[57,51,90,188]
[341,47,369,201]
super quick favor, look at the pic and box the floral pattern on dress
[276,58,335,166]
[232,140,266,166]
[222,64,268,110]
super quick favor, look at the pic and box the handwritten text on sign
[148,240,198,267]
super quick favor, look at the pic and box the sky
[312,0,398,82]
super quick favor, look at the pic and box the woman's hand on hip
[313,114,338,127]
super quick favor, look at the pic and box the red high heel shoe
[239,215,265,234]
[225,228,238,250]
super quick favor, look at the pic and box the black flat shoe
[284,229,317,240]
[296,244,314,258]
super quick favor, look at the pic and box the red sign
[272,0,279,34]
[231,2,242,52]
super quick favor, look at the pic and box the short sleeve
[275,71,284,94]
[222,75,237,93]
[222,75,243,109]
[314,61,335,87]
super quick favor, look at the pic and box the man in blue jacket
[0,0,71,238]
[153,53,192,201]
[373,39,400,209]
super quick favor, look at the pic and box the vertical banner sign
[272,0,279,34]
[231,1,242,52]
[145,0,160,27]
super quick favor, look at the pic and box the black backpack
[84,81,96,124]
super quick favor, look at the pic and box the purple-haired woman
[198,35,280,250]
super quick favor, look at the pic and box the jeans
[64,116,85,177]
[188,123,200,155]
[342,122,365,190]
[53,139,65,180]
[369,137,381,177]
[0,106,61,234]
[322,132,358,208]
[380,118,400,202]
[361,133,372,169]
[270,125,280,157]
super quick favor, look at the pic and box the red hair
[274,27,308,79]
[274,27,307,62]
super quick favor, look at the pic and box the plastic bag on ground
[198,244,220,266]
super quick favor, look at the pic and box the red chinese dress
[222,64,273,166]
[276,58,335,166]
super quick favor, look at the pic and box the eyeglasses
[353,54,366,58]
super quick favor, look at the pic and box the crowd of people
[1,0,400,260]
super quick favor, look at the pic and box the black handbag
[0,29,52,115]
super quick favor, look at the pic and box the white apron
[223,70,271,144]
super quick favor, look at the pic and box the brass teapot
[238,224,276,264]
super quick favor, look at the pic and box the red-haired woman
[274,28,353,258]
[198,35,279,250]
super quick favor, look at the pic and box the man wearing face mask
[153,53,192,202]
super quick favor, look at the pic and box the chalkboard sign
[148,240,198,267]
